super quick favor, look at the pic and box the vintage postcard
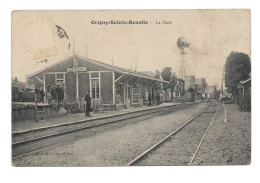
[11,10,251,166]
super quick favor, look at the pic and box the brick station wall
[101,72,113,104]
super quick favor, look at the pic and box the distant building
[237,78,251,111]
[185,75,195,91]
[195,78,207,90]
[202,86,217,99]
[195,77,207,100]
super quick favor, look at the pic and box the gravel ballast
[13,102,207,166]
[192,103,251,165]
[13,101,250,166]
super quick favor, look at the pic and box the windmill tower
[177,37,190,80]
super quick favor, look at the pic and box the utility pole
[112,55,114,66]
[73,39,79,104]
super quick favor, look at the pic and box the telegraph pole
[73,39,79,104]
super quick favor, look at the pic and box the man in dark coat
[35,86,40,102]
[156,93,160,105]
[148,92,152,106]
[40,88,45,103]
[57,85,61,103]
[85,91,92,117]
[51,84,56,101]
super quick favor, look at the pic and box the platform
[12,102,184,133]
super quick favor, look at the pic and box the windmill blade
[177,36,190,50]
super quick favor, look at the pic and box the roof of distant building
[195,78,203,85]
[203,86,216,94]
[141,71,156,78]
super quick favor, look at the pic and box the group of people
[46,83,65,103]
[148,92,161,106]
[34,84,160,117]
[34,83,65,104]
[34,87,45,103]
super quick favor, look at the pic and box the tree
[216,89,221,101]
[161,67,172,101]
[175,78,185,97]
[187,87,194,92]
[225,51,251,102]
[155,70,163,96]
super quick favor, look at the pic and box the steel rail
[13,104,188,145]
[188,102,219,165]
[13,102,200,158]
[126,103,211,166]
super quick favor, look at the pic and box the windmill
[177,36,190,80]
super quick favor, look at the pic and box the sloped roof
[195,78,203,85]
[141,71,156,78]
[27,55,169,83]
[203,86,216,94]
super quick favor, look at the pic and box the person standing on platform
[85,90,92,117]
[148,92,152,106]
[156,93,160,105]
[35,86,40,103]
[57,85,61,103]
[53,83,58,103]
[40,87,45,103]
[51,84,56,102]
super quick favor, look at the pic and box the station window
[56,73,65,85]
[91,72,100,99]
[91,79,100,99]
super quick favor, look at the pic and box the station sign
[67,67,87,72]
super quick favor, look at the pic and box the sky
[12,10,251,88]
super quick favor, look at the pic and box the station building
[27,55,169,110]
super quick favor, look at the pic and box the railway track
[126,101,218,166]
[12,102,202,158]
